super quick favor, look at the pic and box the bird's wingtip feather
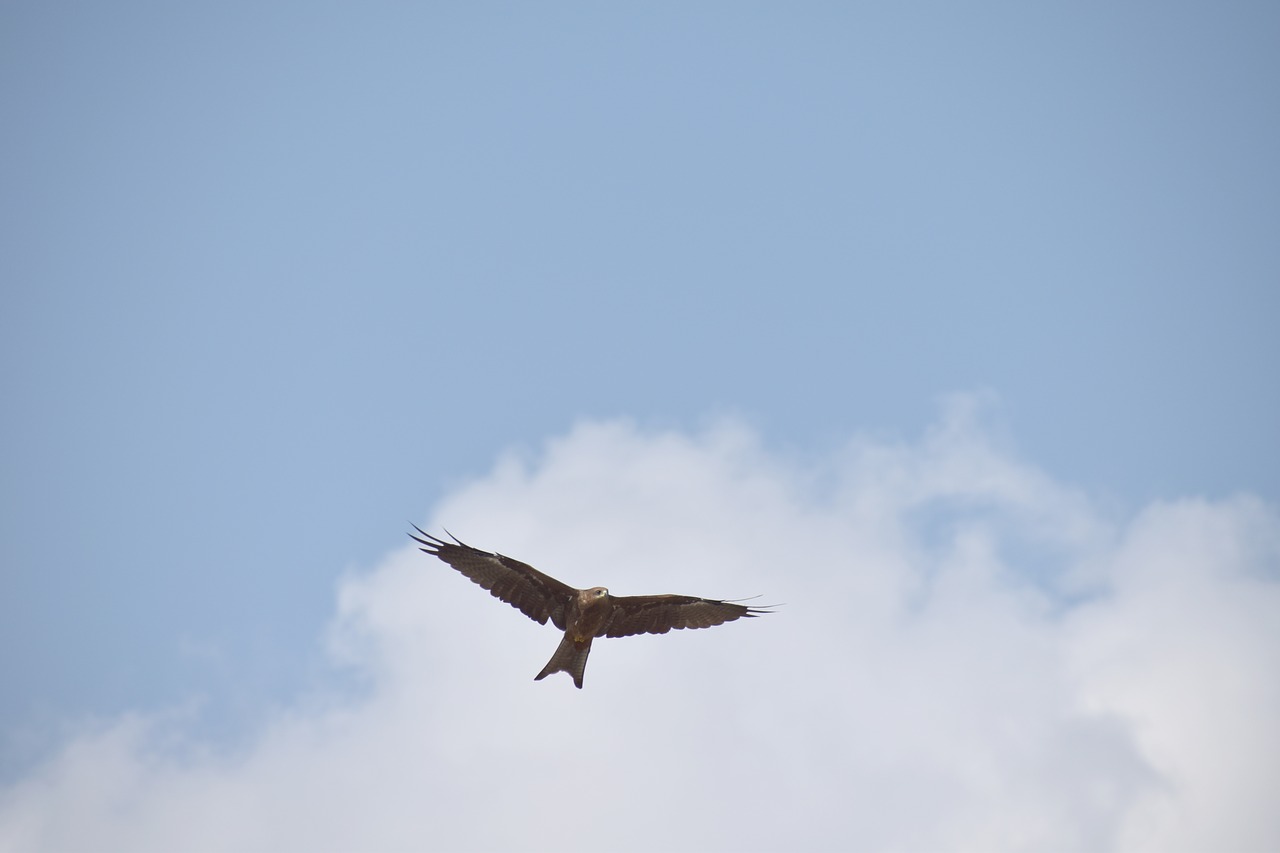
[407,523,447,551]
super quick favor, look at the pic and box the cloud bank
[3,398,1277,852]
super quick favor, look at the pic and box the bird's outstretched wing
[408,526,575,629]
[601,594,769,638]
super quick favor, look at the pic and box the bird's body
[408,526,768,688]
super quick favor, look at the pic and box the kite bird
[408,526,770,688]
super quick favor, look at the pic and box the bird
[408,526,770,688]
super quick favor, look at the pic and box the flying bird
[408,526,769,688]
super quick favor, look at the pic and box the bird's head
[588,586,609,599]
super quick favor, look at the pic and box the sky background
[2,2,1278,851]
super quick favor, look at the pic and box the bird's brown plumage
[408,526,769,688]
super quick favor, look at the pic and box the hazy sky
[2,3,1278,851]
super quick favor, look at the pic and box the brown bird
[408,526,770,688]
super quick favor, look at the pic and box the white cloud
[3,397,1277,852]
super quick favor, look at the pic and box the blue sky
[2,3,1278,850]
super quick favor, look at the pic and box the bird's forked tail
[535,634,591,689]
